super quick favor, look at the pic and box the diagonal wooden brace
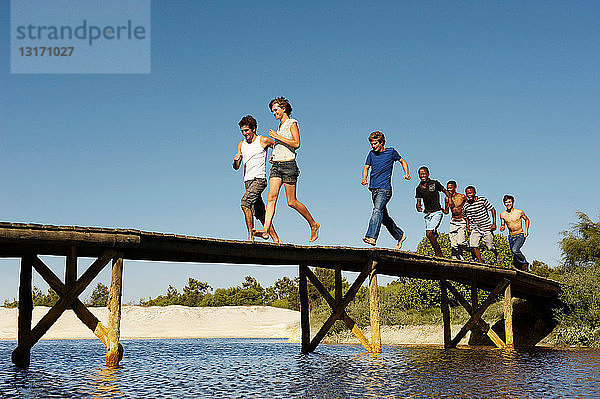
[305,267,373,352]
[448,279,509,348]
[32,256,111,348]
[444,280,506,348]
[26,250,116,348]
[306,261,372,353]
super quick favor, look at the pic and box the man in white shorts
[442,180,468,260]
[462,185,497,263]
[233,115,281,243]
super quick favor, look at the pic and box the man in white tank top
[233,115,281,243]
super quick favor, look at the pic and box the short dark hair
[465,185,476,193]
[503,194,515,202]
[238,115,257,131]
[368,131,385,144]
[419,166,429,174]
[269,97,292,116]
[447,180,457,187]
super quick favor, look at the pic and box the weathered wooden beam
[440,280,451,348]
[11,255,34,368]
[471,275,478,310]
[65,246,77,289]
[106,256,124,367]
[445,281,505,348]
[369,261,382,353]
[305,267,373,352]
[299,265,311,353]
[448,279,509,348]
[27,250,115,347]
[504,282,514,349]
[32,256,110,347]
[335,267,342,302]
[306,262,371,353]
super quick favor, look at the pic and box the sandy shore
[0,305,300,340]
[1,305,469,345]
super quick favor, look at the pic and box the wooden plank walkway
[0,222,562,367]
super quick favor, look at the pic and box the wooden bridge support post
[299,265,311,353]
[106,255,124,367]
[369,262,382,353]
[65,246,77,293]
[439,280,451,349]
[11,255,34,368]
[503,281,514,349]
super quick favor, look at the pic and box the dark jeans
[508,233,528,266]
[365,188,404,242]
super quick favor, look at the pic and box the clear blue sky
[1,1,599,303]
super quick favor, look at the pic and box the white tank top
[241,136,267,181]
[272,118,298,161]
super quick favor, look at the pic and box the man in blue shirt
[361,131,411,249]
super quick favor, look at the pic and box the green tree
[181,278,211,307]
[32,286,59,307]
[265,276,300,310]
[560,211,600,269]
[87,282,109,307]
[552,211,600,346]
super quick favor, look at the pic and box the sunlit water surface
[1,339,599,398]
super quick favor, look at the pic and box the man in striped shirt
[462,185,497,263]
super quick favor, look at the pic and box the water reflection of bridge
[0,222,561,368]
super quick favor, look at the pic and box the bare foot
[273,238,283,244]
[252,229,269,240]
[248,233,255,242]
[309,222,320,242]
[363,237,376,246]
[395,234,407,250]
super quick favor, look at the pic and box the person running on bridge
[233,115,281,243]
[462,185,498,263]
[442,180,468,260]
[415,167,452,257]
[253,97,320,242]
[500,194,530,271]
[361,131,410,249]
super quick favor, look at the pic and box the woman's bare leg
[253,177,283,239]
[283,183,319,242]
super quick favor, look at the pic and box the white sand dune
[0,305,300,340]
[1,305,465,345]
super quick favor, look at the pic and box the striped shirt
[462,197,494,231]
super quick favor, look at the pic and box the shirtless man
[233,115,281,243]
[442,180,467,260]
[500,195,530,271]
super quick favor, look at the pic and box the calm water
[1,339,599,398]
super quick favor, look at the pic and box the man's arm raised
[260,135,275,149]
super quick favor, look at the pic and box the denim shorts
[424,210,443,232]
[269,160,300,184]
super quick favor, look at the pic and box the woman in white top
[254,97,319,242]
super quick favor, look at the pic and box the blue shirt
[365,147,402,190]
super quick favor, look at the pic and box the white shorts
[469,229,494,250]
[449,219,467,248]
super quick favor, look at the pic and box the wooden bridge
[0,222,561,368]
